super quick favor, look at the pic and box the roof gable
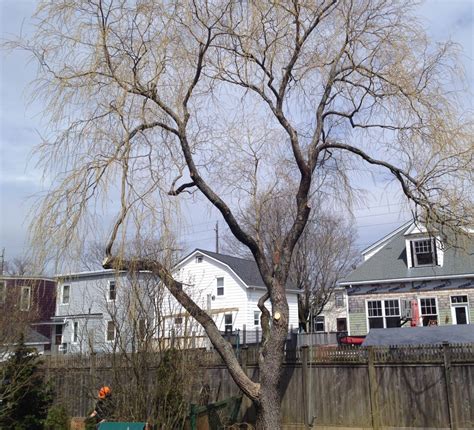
[340,222,474,285]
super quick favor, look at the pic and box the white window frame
[20,286,31,311]
[418,297,439,326]
[224,313,233,333]
[195,255,203,263]
[108,280,116,302]
[254,310,260,326]
[315,315,325,333]
[335,291,345,308]
[106,320,116,342]
[61,285,70,305]
[0,281,6,304]
[450,295,469,325]
[366,298,401,331]
[216,277,224,296]
[72,321,79,343]
[411,238,437,267]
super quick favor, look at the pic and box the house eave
[339,272,474,286]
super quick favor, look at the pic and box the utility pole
[0,248,4,275]
[214,222,219,253]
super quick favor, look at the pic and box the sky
[0,0,473,268]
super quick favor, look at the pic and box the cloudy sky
[0,0,473,267]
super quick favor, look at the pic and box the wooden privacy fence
[42,343,474,429]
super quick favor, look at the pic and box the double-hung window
[420,298,438,326]
[20,286,31,311]
[367,299,401,329]
[72,321,79,343]
[224,314,233,333]
[315,316,325,332]
[412,239,437,266]
[62,285,70,304]
[106,320,116,342]
[108,281,116,301]
[335,291,345,308]
[216,277,224,296]
[254,310,260,326]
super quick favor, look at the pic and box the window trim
[335,291,345,308]
[411,238,437,267]
[106,320,116,342]
[216,277,224,296]
[418,296,439,326]
[224,313,233,333]
[450,295,469,325]
[72,321,79,344]
[61,284,70,305]
[254,310,260,326]
[315,315,325,333]
[195,255,203,263]
[366,298,401,331]
[107,280,117,302]
[20,286,31,311]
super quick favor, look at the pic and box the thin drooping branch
[102,255,260,402]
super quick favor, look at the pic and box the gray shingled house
[339,221,474,336]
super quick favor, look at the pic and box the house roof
[362,325,474,346]
[24,327,50,345]
[340,222,474,285]
[179,249,298,291]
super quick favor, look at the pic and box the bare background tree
[8,1,473,428]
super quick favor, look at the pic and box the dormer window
[411,239,437,267]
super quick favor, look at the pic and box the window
[216,277,224,296]
[254,311,260,326]
[62,285,70,304]
[315,316,325,332]
[174,317,183,325]
[451,295,469,325]
[224,314,233,333]
[367,300,384,329]
[106,321,116,342]
[0,281,5,303]
[20,286,31,311]
[108,281,116,301]
[384,299,401,328]
[335,291,345,308]
[412,239,436,266]
[367,299,401,329]
[337,318,347,332]
[420,298,438,326]
[451,295,468,304]
[72,321,79,343]
[196,255,203,263]
[138,319,146,340]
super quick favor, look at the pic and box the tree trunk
[255,300,288,430]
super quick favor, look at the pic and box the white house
[163,249,300,346]
[52,249,300,353]
[53,270,156,354]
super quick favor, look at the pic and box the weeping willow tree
[9,1,473,428]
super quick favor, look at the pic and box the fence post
[443,342,457,430]
[241,346,248,375]
[301,345,309,430]
[367,347,380,430]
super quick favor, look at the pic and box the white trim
[61,284,71,305]
[71,321,79,344]
[340,273,474,286]
[418,296,439,326]
[361,221,412,257]
[450,294,470,325]
[20,286,32,311]
[365,298,401,330]
[107,280,117,302]
[175,249,300,294]
[105,320,116,342]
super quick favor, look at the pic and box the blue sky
[0,0,473,265]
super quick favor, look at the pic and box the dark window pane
[369,317,384,329]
